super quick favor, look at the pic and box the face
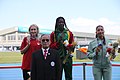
[57,18,65,31]
[29,26,38,37]
[96,26,104,39]
[41,34,50,49]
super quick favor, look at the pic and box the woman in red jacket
[20,24,42,80]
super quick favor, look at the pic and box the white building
[0,26,120,51]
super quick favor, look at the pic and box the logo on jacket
[51,61,55,66]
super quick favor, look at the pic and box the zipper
[101,45,103,67]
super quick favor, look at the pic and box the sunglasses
[42,39,49,42]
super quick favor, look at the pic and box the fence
[0,63,120,80]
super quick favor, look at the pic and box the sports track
[0,62,120,80]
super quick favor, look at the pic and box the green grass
[114,54,120,62]
[73,55,120,62]
[0,51,120,64]
[0,52,22,63]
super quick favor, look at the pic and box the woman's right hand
[96,45,102,54]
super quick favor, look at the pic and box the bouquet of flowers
[106,42,120,61]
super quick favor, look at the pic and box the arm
[66,31,76,52]
[21,43,30,54]
[69,31,74,44]
[87,42,96,59]
[20,37,30,54]
[62,31,76,64]
[50,32,59,49]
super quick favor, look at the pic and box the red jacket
[50,31,74,50]
[20,37,42,70]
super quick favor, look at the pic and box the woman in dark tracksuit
[50,17,74,80]
[87,25,115,80]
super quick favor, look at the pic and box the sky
[0,0,120,35]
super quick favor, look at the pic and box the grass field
[0,52,22,63]
[0,51,120,63]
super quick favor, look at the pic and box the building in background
[0,26,120,51]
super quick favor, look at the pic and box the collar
[42,48,49,52]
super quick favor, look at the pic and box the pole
[83,63,87,80]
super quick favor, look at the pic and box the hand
[111,48,115,55]
[27,38,30,46]
[63,40,69,47]
[107,48,112,53]
[26,38,30,47]
[28,42,30,46]
[67,44,73,48]
[96,45,102,54]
